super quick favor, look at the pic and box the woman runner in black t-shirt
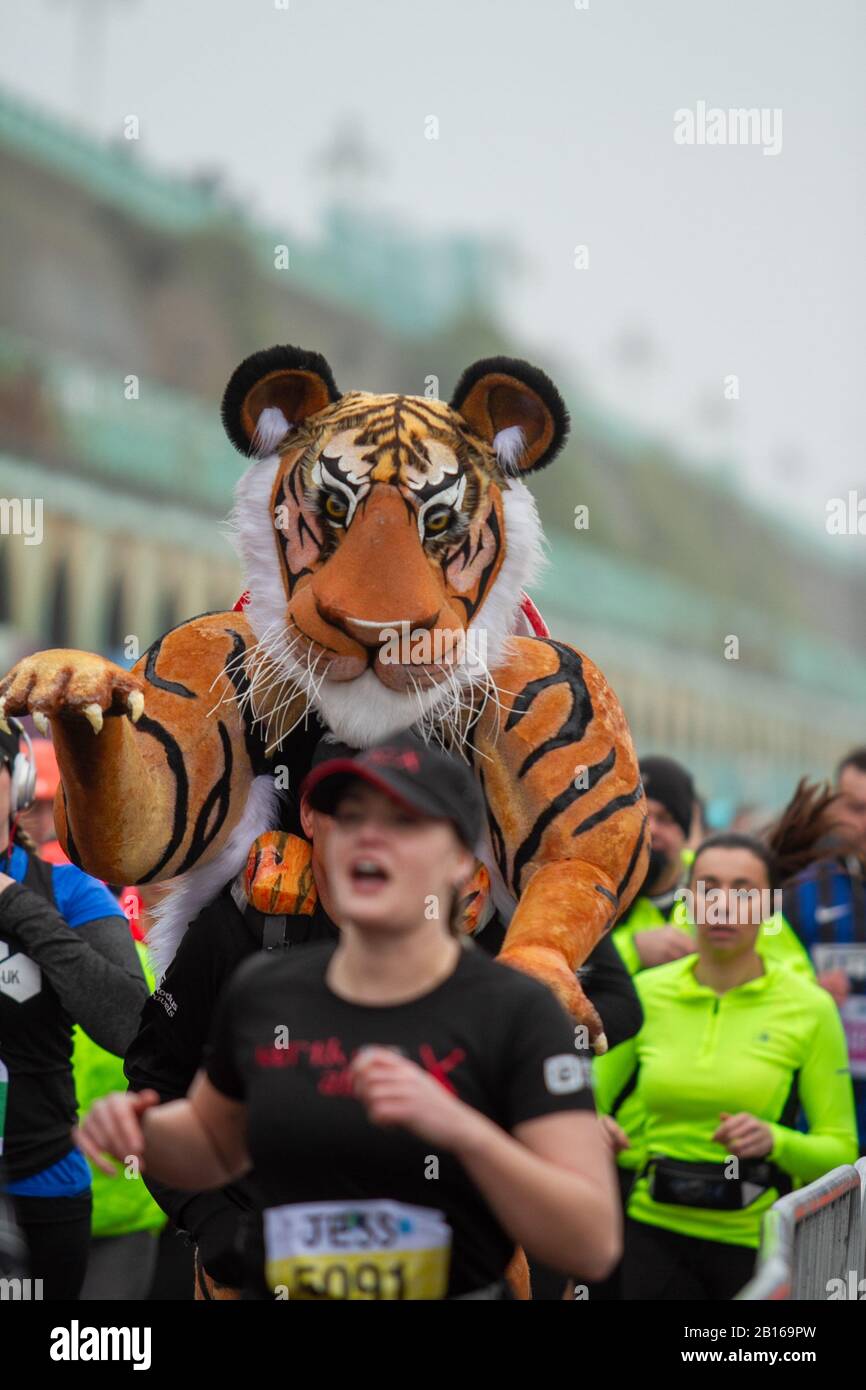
[77,734,620,1299]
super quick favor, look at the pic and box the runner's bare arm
[455,1110,621,1280]
[141,1073,251,1188]
[75,1073,251,1188]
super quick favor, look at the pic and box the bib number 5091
[292,1260,407,1300]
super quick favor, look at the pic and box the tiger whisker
[261,681,302,750]
[263,673,302,748]
[269,683,319,750]
[210,620,282,692]
[208,626,292,722]
[245,646,302,714]
[207,630,268,691]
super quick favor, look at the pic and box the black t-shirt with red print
[204,939,594,1298]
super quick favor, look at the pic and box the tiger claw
[83,703,104,735]
[127,691,144,724]
[32,711,50,735]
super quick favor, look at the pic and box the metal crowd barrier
[737,1162,866,1300]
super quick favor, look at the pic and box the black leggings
[12,1192,92,1301]
[622,1216,756,1301]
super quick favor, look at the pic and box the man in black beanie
[611,755,697,976]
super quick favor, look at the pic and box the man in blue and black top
[784,746,866,1152]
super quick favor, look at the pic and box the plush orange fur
[0,353,647,1046]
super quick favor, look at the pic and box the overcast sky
[3,0,864,544]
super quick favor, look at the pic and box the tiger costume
[0,348,647,1043]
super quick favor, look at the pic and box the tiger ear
[449,357,569,474]
[221,345,341,457]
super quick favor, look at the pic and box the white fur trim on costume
[314,669,442,747]
[227,454,285,653]
[493,425,526,473]
[473,478,548,674]
[147,774,282,981]
[251,407,291,458]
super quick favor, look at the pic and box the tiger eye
[324,493,348,520]
[425,509,451,534]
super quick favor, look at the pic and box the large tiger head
[222,346,569,747]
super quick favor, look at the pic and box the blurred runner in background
[784,747,866,1152]
[21,737,68,866]
[18,737,168,1297]
[612,757,697,975]
[0,719,149,1299]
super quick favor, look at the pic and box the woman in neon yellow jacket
[603,786,822,1187]
[595,781,858,1300]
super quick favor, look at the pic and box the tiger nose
[318,609,438,647]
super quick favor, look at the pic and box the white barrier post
[738,1164,862,1300]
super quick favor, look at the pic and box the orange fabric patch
[245,832,317,916]
[457,861,491,936]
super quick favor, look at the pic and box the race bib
[811,944,866,1078]
[840,995,866,1079]
[812,943,866,982]
[263,1199,452,1300]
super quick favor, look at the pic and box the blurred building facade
[1,89,863,816]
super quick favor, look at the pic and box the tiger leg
[497,859,617,1046]
[472,636,648,1046]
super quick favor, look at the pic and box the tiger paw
[497,944,608,1054]
[0,650,145,735]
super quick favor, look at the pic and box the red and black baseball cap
[301,732,484,851]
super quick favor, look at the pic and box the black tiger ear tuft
[450,356,569,474]
[221,345,341,456]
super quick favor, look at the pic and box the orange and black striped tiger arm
[0,611,276,886]
[472,635,648,1047]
